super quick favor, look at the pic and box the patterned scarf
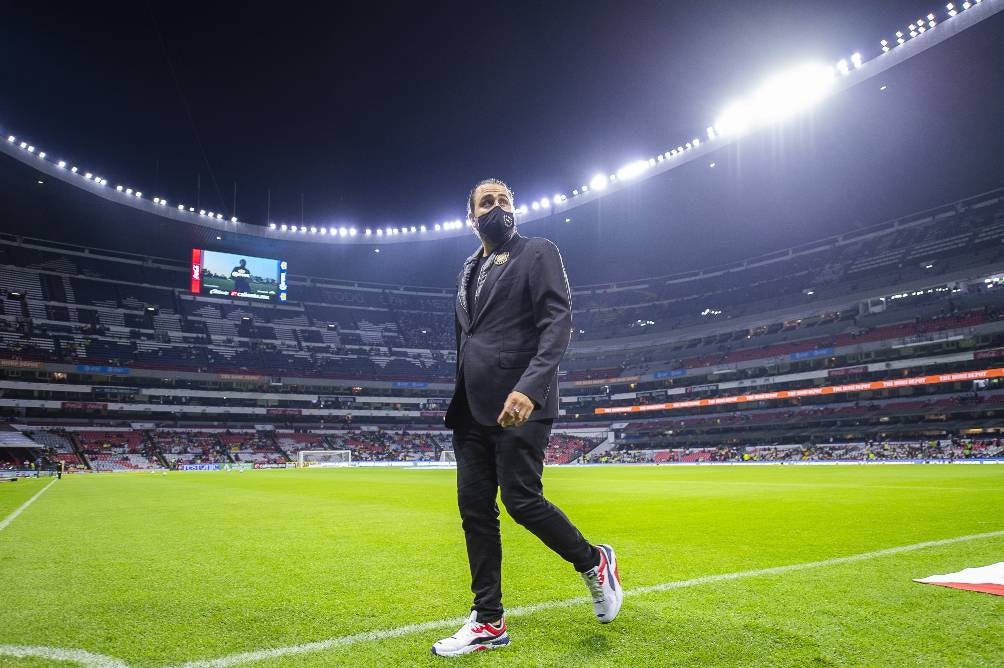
[458,232,516,317]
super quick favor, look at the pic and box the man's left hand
[497,391,534,428]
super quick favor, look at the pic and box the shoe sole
[431,634,510,657]
[597,544,623,624]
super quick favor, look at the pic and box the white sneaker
[431,611,510,657]
[581,544,622,623]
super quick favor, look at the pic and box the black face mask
[475,206,515,246]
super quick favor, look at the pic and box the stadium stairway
[142,431,171,469]
[265,431,293,463]
[66,432,93,471]
[578,431,616,462]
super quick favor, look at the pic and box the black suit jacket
[445,232,572,428]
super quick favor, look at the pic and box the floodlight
[616,160,650,180]
[751,63,836,123]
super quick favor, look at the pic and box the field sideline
[1,465,1002,667]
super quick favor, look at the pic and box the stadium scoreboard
[191,249,288,302]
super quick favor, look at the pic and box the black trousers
[452,396,598,622]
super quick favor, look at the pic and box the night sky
[1,1,955,228]
[2,2,1002,287]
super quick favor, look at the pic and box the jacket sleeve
[513,240,572,407]
[454,314,461,373]
[454,275,462,373]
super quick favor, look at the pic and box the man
[230,259,252,293]
[432,178,622,658]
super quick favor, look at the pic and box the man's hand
[497,391,534,428]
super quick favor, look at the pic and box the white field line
[0,645,128,667]
[0,477,56,533]
[173,528,1004,668]
[1,529,1001,667]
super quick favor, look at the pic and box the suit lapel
[456,246,482,333]
[470,234,519,330]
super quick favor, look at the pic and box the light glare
[589,174,608,191]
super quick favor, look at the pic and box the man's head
[468,178,517,247]
[468,178,515,223]
[239,259,246,267]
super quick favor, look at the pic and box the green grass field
[1,465,1002,667]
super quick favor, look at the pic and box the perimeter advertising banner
[191,249,288,302]
[596,367,1004,415]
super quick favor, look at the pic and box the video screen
[191,249,288,302]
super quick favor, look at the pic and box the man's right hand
[497,391,534,428]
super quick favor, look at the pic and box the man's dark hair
[467,178,514,218]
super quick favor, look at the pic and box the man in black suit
[230,259,252,293]
[432,179,622,658]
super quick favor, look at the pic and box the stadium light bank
[0,0,999,245]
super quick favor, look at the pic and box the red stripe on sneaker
[472,620,506,636]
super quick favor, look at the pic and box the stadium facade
[2,7,1004,472]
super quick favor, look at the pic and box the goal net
[439,450,456,464]
[298,450,352,468]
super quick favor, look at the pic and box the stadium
[1,2,1002,666]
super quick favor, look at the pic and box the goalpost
[439,450,455,464]
[297,450,352,468]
